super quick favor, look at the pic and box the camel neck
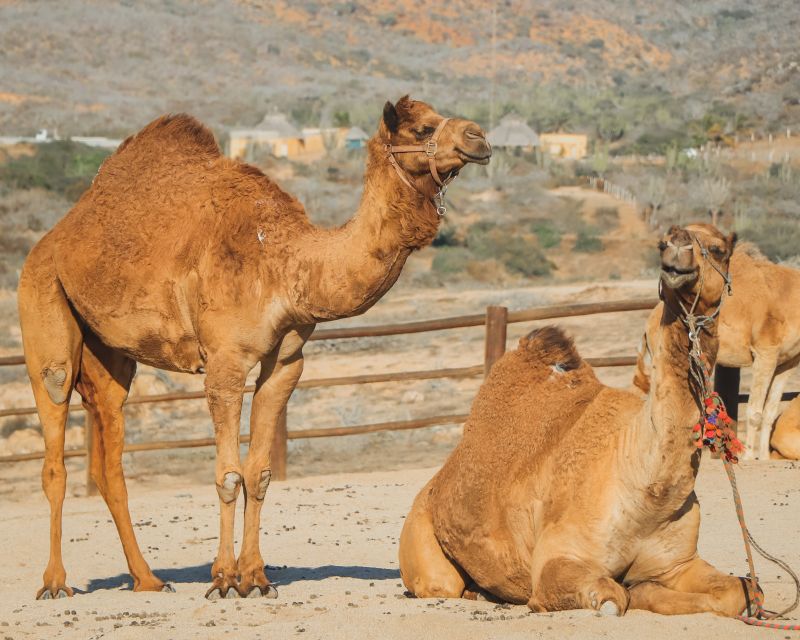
[288,140,442,322]
[621,299,720,498]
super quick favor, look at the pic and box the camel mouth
[457,148,492,165]
[660,265,698,289]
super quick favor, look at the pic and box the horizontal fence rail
[2,297,792,487]
[308,298,660,341]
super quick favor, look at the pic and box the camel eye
[414,125,435,140]
[709,246,724,256]
[658,240,667,251]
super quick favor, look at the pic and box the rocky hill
[1,0,798,143]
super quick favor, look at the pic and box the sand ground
[1,459,798,639]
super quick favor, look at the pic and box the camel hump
[735,241,770,263]
[518,326,582,372]
[115,113,220,159]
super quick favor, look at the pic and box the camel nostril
[465,130,485,141]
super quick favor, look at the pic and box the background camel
[17,97,491,600]
[771,397,800,459]
[633,244,800,459]
[399,224,756,617]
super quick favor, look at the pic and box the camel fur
[634,243,800,459]
[17,97,491,600]
[400,224,756,617]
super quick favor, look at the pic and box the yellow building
[227,112,347,161]
[539,133,588,160]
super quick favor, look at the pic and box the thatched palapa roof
[487,115,539,148]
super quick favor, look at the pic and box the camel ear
[727,231,738,254]
[395,95,414,112]
[383,101,399,134]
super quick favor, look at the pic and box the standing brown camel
[400,224,756,616]
[634,244,800,459]
[18,97,491,600]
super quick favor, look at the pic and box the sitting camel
[634,243,800,459]
[18,97,491,600]
[771,396,800,459]
[400,224,756,616]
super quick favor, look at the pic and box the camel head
[380,96,491,189]
[658,223,736,308]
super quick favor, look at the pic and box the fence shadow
[86,563,400,592]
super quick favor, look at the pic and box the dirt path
[547,185,653,282]
[0,460,797,639]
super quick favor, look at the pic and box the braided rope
[722,460,800,629]
[665,234,800,629]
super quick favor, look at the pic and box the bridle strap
[386,117,452,187]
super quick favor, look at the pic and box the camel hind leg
[76,332,170,592]
[771,395,800,460]
[759,363,796,459]
[399,487,467,598]
[629,557,754,616]
[18,243,83,599]
[743,349,779,459]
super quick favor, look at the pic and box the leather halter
[384,117,457,216]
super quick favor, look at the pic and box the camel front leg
[399,483,468,599]
[744,350,779,459]
[629,557,754,616]
[237,327,312,597]
[528,554,629,615]
[204,357,249,600]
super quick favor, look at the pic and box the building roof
[254,112,301,138]
[345,126,369,141]
[487,115,539,148]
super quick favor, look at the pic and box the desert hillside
[1,0,798,142]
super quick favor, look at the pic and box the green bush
[333,110,351,127]
[594,206,619,231]
[432,223,460,247]
[0,141,110,201]
[466,222,553,277]
[431,247,472,274]
[574,228,603,253]
[530,220,562,248]
[738,218,800,262]
[501,236,553,277]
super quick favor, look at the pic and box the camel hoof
[161,583,176,593]
[242,584,278,599]
[599,600,619,616]
[263,585,279,599]
[37,587,71,600]
[205,587,227,601]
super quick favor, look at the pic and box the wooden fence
[0,297,793,493]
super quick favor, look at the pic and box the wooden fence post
[714,365,741,434]
[84,412,98,496]
[484,306,508,378]
[272,407,288,481]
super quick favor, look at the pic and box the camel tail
[518,326,583,372]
